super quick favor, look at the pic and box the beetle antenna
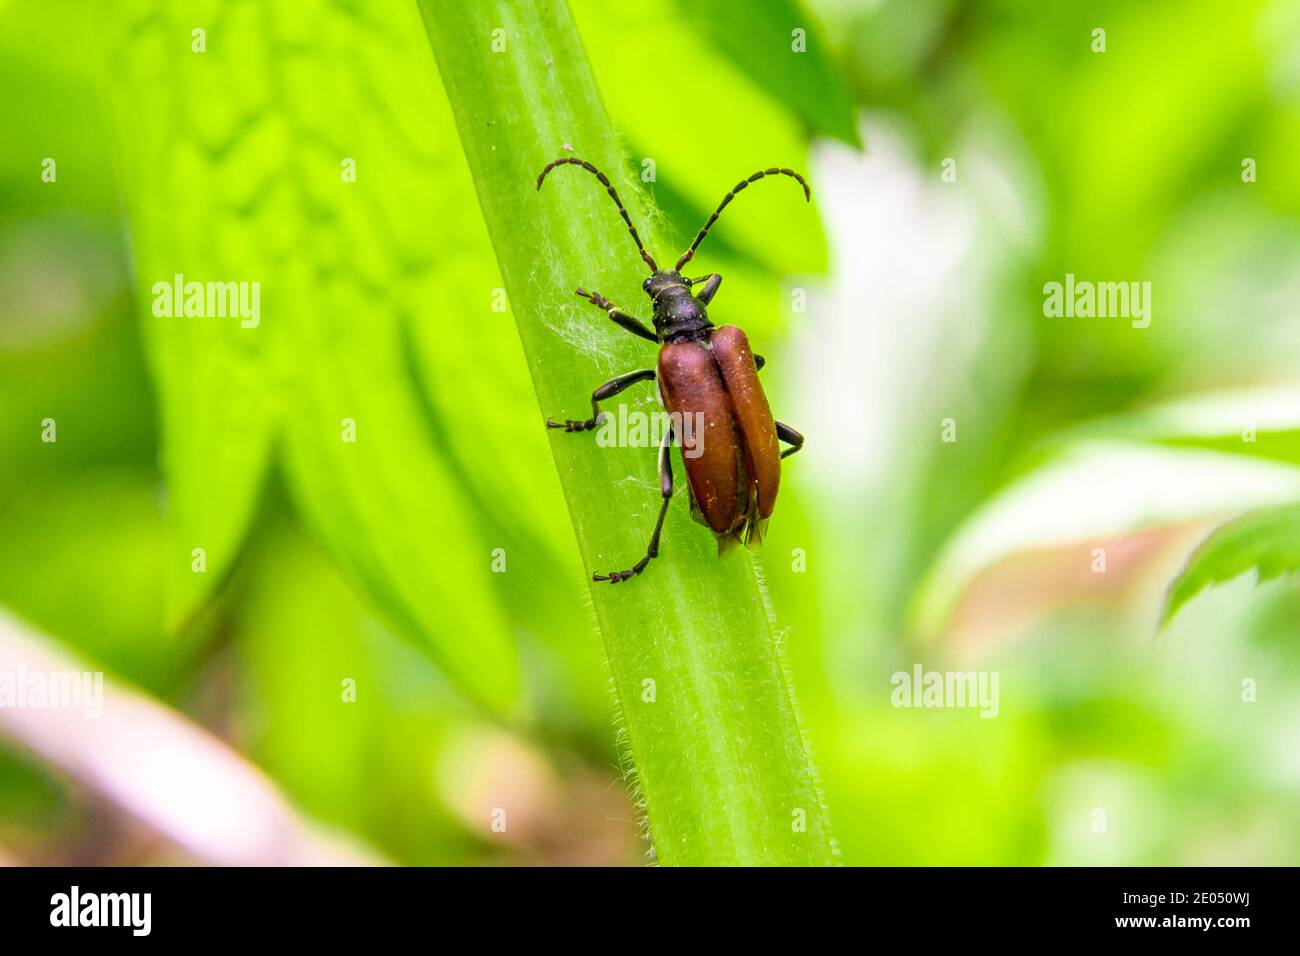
[675,167,811,271]
[537,157,659,272]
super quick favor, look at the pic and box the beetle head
[642,270,690,301]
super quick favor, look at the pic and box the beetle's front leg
[547,368,656,433]
[687,273,722,304]
[595,427,675,583]
[775,420,804,459]
[575,287,658,343]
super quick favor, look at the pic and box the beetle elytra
[537,157,808,583]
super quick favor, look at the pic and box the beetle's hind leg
[547,368,655,432]
[595,427,675,583]
[776,420,804,459]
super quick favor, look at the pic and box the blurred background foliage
[1,0,1297,864]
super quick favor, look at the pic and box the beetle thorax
[643,270,712,341]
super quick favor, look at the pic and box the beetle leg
[775,420,804,459]
[575,287,658,343]
[595,427,675,583]
[546,368,656,432]
[688,273,722,304]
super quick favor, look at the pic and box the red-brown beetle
[537,157,808,583]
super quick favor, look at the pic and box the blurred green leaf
[918,384,1300,630]
[1163,502,1300,626]
[99,0,520,712]
[0,471,191,691]
[401,261,578,562]
[570,0,829,276]
[96,2,284,626]
[235,519,479,864]
[1099,385,1300,468]
[670,0,861,148]
[915,442,1300,635]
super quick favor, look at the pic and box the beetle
[536,157,809,583]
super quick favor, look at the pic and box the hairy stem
[418,0,834,865]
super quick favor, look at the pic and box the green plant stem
[418,0,834,865]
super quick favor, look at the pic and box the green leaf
[570,0,830,276]
[419,0,835,864]
[234,522,476,864]
[98,7,277,626]
[99,0,520,712]
[0,472,189,691]
[917,385,1300,633]
[400,265,580,567]
[1162,502,1300,626]
[669,0,862,148]
[914,441,1300,635]
[1054,385,1300,467]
